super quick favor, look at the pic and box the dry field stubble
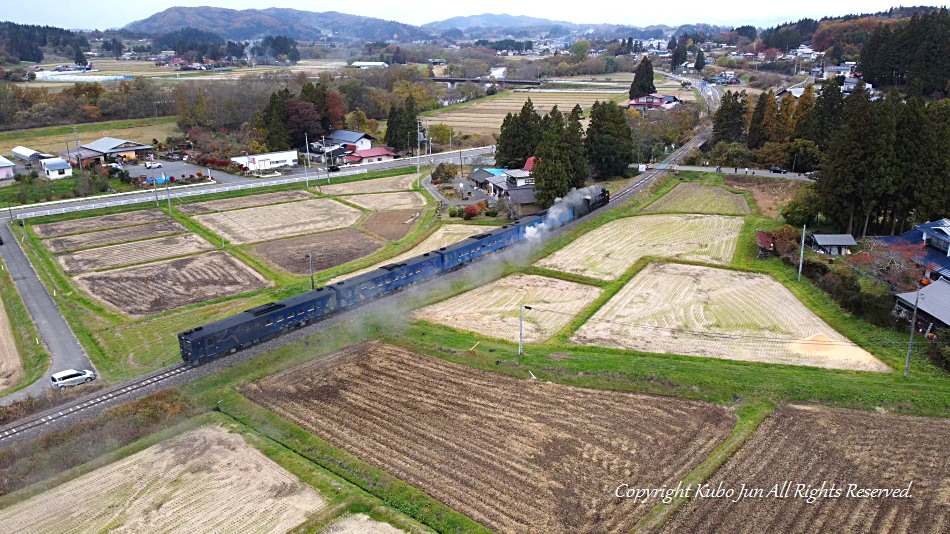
[663,404,950,533]
[340,192,427,211]
[360,210,420,241]
[242,342,736,534]
[32,209,170,238]
[252,228,383,275]
[535,214,744,280]
[0,297,23,391]
[320,514,406,534]
[571,262,889,372]
[328,224,484,283]
[74,251,272,317]
[724,174,806,218]
[193,199,362,244]
[42,220,187,253]
[428,93,621,134]
[416,274,602,343]
[56,233,215,274]
[176,190,315,214]
[643,182,750,215]
[0,425,325,533]
[319,174,417,195]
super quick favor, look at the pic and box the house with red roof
[344,147,399,164]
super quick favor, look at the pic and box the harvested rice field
[32,209,170,238]
[416,274,602,343]
[193,199,362,244]
[643,182,750,215]
[0,425,326,533]
[535,214,744,280]
[56,233,214,274]
[176,190,315,214]
[252,228,383,275]
[0,296,23,392]
[571,262,890,372]
[41,220,187,253]
[241,341,736,533]
[340,192,427,211]
[360,210,420,241]
[428,92,622,134]
[664,404,950,533]
[318,174,417,195]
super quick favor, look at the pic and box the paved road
[0,223,92,404]
[675,165,814,181]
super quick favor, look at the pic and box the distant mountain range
[124,7,429,42]
[422,13,577,31]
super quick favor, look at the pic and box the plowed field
[0,425,325,533]
[360,210,420,241]
[319,174,416,195]
[42,220,187,253]
[74,251,271,317]
[177,190,315,214]
[417,274,602,343]
[428,92,621,134]
[253,228,383,275]
[571,262,890,371]
[535,214,744,280]
[242,341,736,534]
[643,182,750,215]
[724,175,806,218]
[663,404,950,533]
[193,199,362,244]
[57,233,215,274]
[33,209,170,238]
[340,192,427,211]
[328,224,484,283]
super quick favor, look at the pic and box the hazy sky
[6,1,911,31]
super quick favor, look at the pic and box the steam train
[178,187,609,364]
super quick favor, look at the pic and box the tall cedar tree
[301,81,330,132]
[759,90,779,144]
[385,105,405,150]
[799,80,844,151]
[629,57,656,99]
[533,106,573,209]
[495,99,541,168]
[712,90,747,144]
[694,50,705,71]
[773,92,796,143]
[256,89,292,151]
[565,104,589,189]
[792,84,816,138]
[585,100,633,177]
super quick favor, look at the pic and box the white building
[230,150,298,172]
[350,61,388,69]
[39,157,73,179]
[0,155,15,180]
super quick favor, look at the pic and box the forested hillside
[0,22,86,64]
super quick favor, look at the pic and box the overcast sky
[6,1,911,31]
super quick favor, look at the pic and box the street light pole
[519,302,533,355]
[307,252,315,291]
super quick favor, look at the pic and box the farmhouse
[508,186,540,217]
[39,157,73,179]
[809,233,857,255]
[894,278,950,334]
[0,155,14,180]
[63,137,154,168]
[326,129,375,151]
[627,94,679,113]
[230,150,298,172]
[344,147,398,164]
[878,218,950,280]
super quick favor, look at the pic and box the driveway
[422,174,496,207]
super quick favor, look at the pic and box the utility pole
[305,132,310,188]
[165,175,171,212]
[416,118,422,188]
[519,302,533,355]
[797,224,806,281]
[307,252,315,290]
[904,287,921,378]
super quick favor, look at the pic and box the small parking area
[123,160,248,184]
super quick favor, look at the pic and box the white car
[144,161,162,169]
[50,369,96,389]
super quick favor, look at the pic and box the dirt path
[0,296,23,392]
[320,514,406,534]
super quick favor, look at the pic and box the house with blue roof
[878,219,950,281]
[326,129,375,152]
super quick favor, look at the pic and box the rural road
[675,165,814,180]
[0,223,92,404]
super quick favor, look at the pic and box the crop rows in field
[0,426,325,533]
[643,182,750,215]
[536,214,744,280]
[428,92,620,134]
[33,209,170,238]
[74,251,272,317]
[57,233,215,274]
[241,341,736,533]
[417,274,602,343]
[664,404,950,533]
[42,220,188,253]
[193,198,362,245]
[571,262,889,371]
[319,174,417,195]
[340,192,426,211]
[176,190,316,214]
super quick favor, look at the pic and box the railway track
[611,128,712,205]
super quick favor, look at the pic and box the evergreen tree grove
[585,100,633,177]
[533,106,573,209]
[629,57,657,99]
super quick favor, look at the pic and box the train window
[416,268,421,274]
[206,338,213,347]
[276,316,283,323]
[286,313,293,320]
[265,320,273,326]
[297,309,304,315]
[308,305,315,312]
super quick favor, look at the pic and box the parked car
[106,162,122,170]
[327,165,340,172]
[144,161,162,169]
[770,166,787,174]
[50,369,96,389]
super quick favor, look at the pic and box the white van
[50,369,96,389]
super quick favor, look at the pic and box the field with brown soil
[360,210,420,241]
[253,228,383,275]
[340,192,427,211]
[643,182,750,215]
[33,209,170,238]
[328,224,484,283]
[417,274,602,343]
[724,174,806,218]
[0,425,325,533]
[42,220,187,253]
[0,298,23,392]
[321,514,405,534]
[535,214,744,280]
[664,404,950,533]
[74,251,271,317]
[57,233,215,274]
[242,341,736,534]
[319,174,416,195]
[176,190,315,214]
[428,92,622,134]
[571,262,890,372]
[193,199,362,244]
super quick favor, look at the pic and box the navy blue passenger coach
[178,187,609,363]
